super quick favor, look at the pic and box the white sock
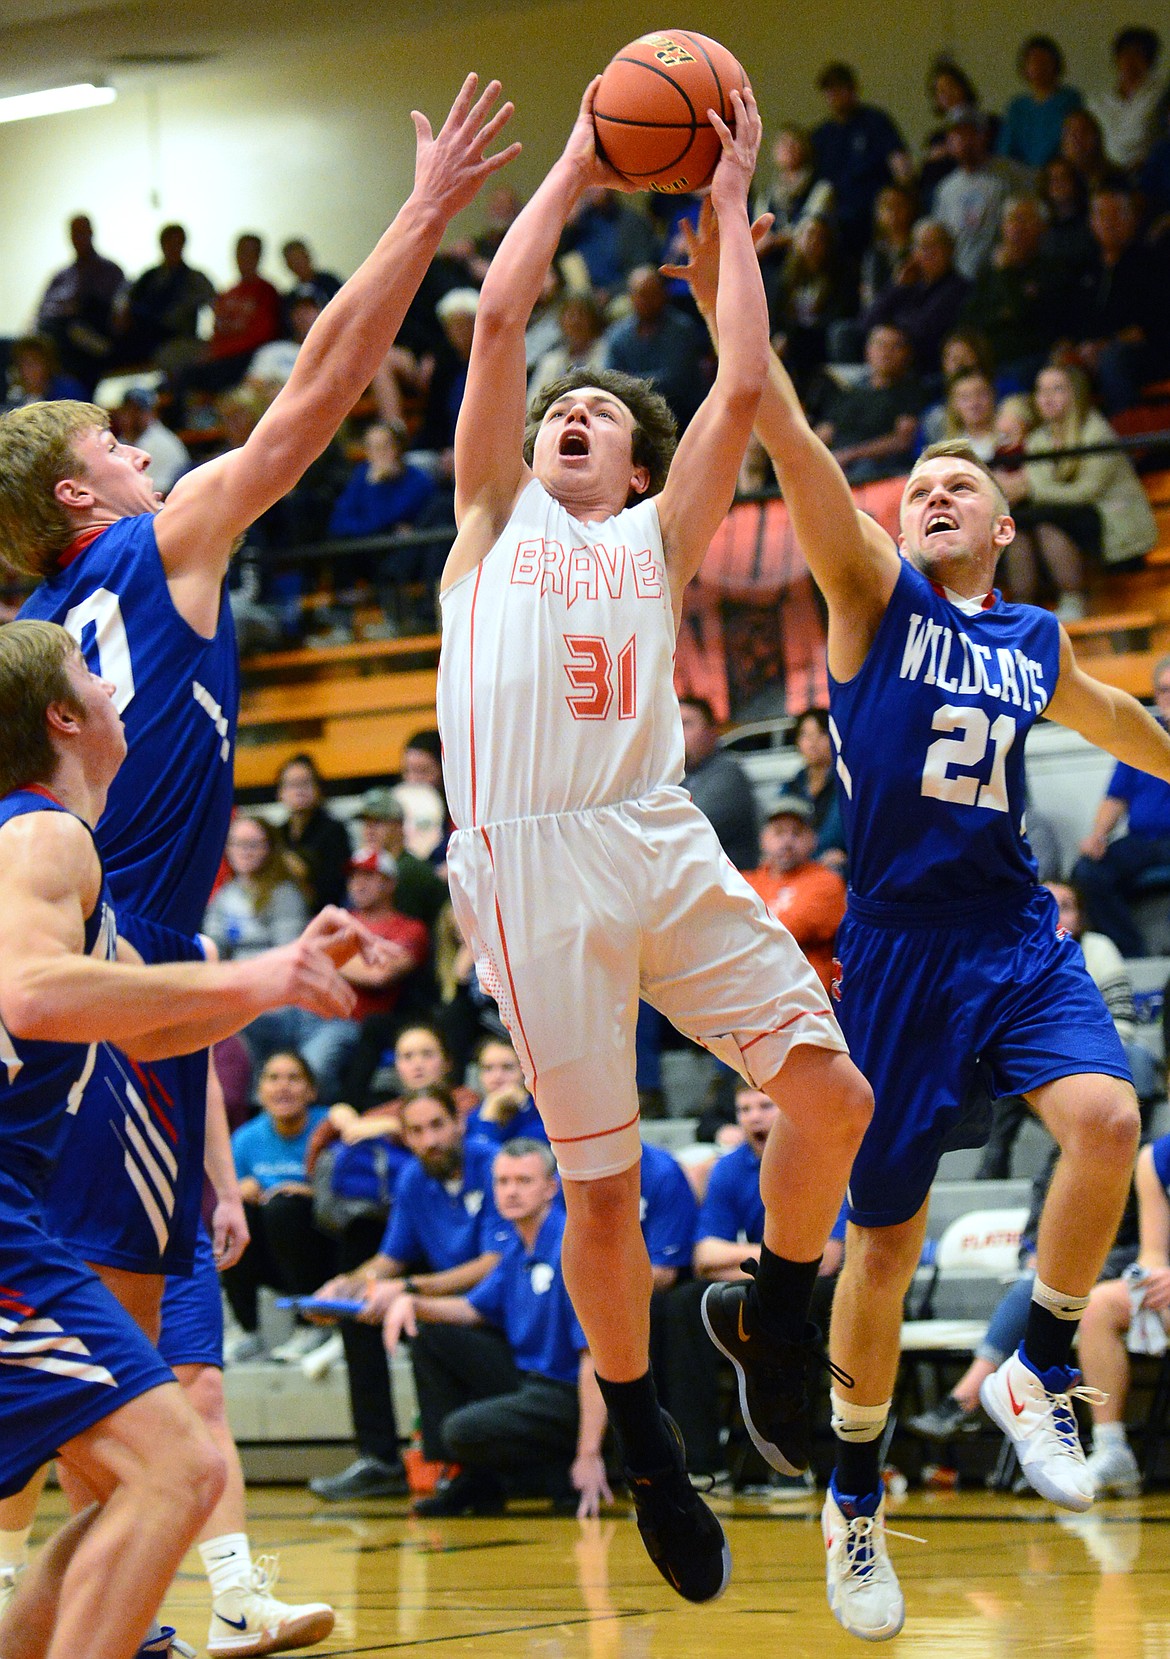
[1031,1278,1090,1321]
[0,1527,30,1574]
[1092,1422,1128,1452]
[830,1390,891,1442]
[200,1533,252,1598]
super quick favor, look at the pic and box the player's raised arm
[665,200,901,675]
[656,89,769,602]
[447,78,630,564]
[156,76,519,594]
[1045,628,1170,780]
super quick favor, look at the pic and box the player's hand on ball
[707,85,762,215]
[411,73,522,220]
[563,77,638,192]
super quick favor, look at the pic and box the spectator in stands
[1079,1133,1170,1496]
[997,36,1083,171]
[559,187,659,302]
[308,1085,509,1500]
[529,293,608,398]
[246,286,321,396]
[1,334,86,410]
[753,126,836,271]
[277,752,353,911]
[744,794,846,993]
[1073,656,1170,956]
[811,322,926,483]
[859,218,969,373]
[221,1051,331,1363]
[203,812,309,964]
[788,706,847,868]
[1039,156,1096,275]
[604,266,707,429]
[999,363,1157,617]
[172,233,281,410]
[810,62,909,256]
[328,419,435,538]
[1088,26,1164,171]
[34,213,124,395]
[464,1036,547,1146]
[918,58,982,205]
[112,387,191,495]
[933,110,1012,280]
[330,1019,476,1152]
[766,218,855,390]
[431,286,478,455]
[941,368,1000,460]
[354,786,448,930]
[281,238,342,314]
[1063,184,1170,413]
[1141,101,1170,232]
[959,196,1064,380]
[858,185,918,312]
[118,222,216,371]
[386,1140,609,1517]
[401,728,445,794]
[679,696,759,869]
[1060,107,1118,194]
[1047,880,1138,1036]
[454,184,524,284]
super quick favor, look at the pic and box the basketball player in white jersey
[436,78,873,1600]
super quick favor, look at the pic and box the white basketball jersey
[438,478,686,827]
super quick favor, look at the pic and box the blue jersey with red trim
[829,559,1061,909]
[20,515,238,933]
[0,792,117,1190]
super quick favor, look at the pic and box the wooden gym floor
[39,1484,1170,1657]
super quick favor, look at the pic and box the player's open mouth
[559,432,590,458]
[925,513,958,536]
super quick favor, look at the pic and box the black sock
[596,1370,674,1473]
[752,1244,820,1344]
[834,1436,883,1499]
[1022,1302,1079,1373]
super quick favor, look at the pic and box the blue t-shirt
[0,791,117,1190]
[996,86,1082,169]
[467,1204,586,1385]
[380,1136,510,1269]
[463,1096,548,1147]
[232,1108,327,1192]
[1107,759,1170,839]
[20,515,239,934]
[640,1142,699,1270]
[697,1142,765,1246]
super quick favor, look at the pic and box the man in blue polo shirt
[810,62,909,256]
[1074,659,1170,956]
[385,1138,609,1518]
[308,1085,508,1500]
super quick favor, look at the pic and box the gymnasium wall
[0,0,1159,332]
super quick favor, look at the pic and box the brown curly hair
[524,368,678,503]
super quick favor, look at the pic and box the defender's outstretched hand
[412,74,522,219]
[707,85,762,215]
[660,197,773,320]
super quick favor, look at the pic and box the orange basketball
[593,30,746,193]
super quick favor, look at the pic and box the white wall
[0,0,1160,331]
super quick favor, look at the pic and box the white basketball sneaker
[1084,1439,1142,1499]
[207,1556,335,1657]
[980,1347,1100,1511]
[822,1482,905,1642]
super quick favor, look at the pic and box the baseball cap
[766,792,815,824]
[348,847,397,879]
[356,786,404,822]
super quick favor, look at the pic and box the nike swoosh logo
[737,1304,749,1344]
[1006,1380,1026,1417]
[216,1615,249,1631]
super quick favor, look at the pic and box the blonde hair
[0,619,84,796]
[0,401,107,579]
[1034,364,1093,481]
[907,439,1009,514]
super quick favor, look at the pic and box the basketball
[593,30,746,193]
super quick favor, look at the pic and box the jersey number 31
[563,634,637,721]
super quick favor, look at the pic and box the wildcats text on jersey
[510,537,664,606]
[898,611,1050,714]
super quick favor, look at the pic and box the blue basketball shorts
[0,1170,175,1498]
[835,884,1132,1229]
[157,1226,224,1371]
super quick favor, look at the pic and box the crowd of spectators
[4,24,1169,641]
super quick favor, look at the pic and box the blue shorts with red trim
[0,1169,174,1498]
[835,883,1131,1229]
[157,1226,224,1371]
[41,915,208,1277]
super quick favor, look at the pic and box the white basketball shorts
[447,786,848,1181]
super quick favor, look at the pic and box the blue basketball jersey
[0,792,117,1190]
[20,515,238,933]
[829,560,1061,910]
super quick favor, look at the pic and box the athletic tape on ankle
[830,1390,891,1442]
[1032,1277,1090,1320]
